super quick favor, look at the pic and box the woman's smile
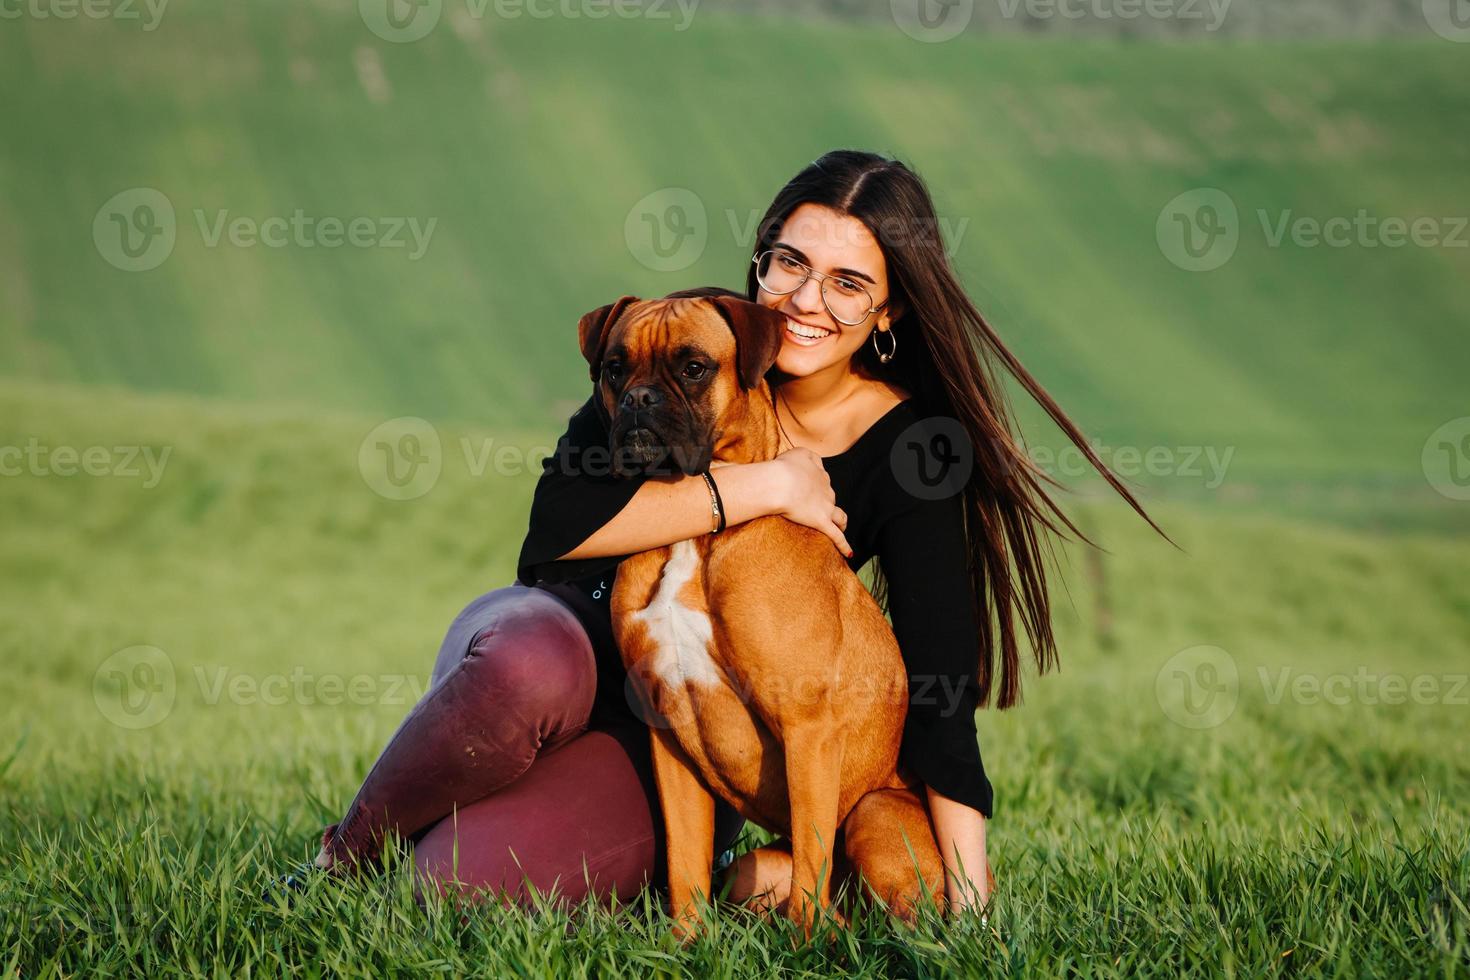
[783,315,837,347]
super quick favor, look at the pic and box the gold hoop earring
[871,327,896,364]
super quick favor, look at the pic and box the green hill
[3,10,1468,502]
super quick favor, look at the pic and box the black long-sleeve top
[515,394,994,818]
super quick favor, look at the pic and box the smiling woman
[289,149,1167,928]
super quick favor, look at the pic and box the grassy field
[2,4,1468,976]
[1,380,1466,975]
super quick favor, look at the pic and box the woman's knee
[458,588,598,743]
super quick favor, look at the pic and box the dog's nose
[621,386,663,412]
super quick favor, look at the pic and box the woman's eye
[777,254,804,272]
[833,278,862,296]
[682,362,708,381]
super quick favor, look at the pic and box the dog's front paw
[670,911,708,945]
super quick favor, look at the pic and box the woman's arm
[559,462,785,560]
[927,786,990,912]
[517,398,852,587]
[874,434,995,916]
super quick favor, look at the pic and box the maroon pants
[319,582,747,909]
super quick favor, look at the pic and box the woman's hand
[764,447,852,558]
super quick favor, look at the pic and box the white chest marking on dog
[632,539,720,688]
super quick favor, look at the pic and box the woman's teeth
[785,319,833,345]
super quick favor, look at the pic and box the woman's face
[756,203,896,380]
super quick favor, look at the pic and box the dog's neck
[709,381,782,466]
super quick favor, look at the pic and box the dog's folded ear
[578,295,640,382]
[707,295,785,390]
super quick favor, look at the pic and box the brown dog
[578,292,960,940]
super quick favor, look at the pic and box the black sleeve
[875,431,995,819]
[516,395,648,587]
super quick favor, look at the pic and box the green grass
[1,380,1467,975]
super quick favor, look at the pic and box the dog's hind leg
[842,787,948,925]
[715,838,792,916]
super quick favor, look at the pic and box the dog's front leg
[649,726,716,943]
[784,723,843,941]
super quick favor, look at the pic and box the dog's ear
[578,295,640,382]
[708,295,785,390]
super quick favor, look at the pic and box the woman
[296,149,1162,919]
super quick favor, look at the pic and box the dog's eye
[603,361,622,381]
[681,362,708,381]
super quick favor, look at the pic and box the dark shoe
[262,860,321,903]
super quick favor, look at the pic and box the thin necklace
[773,387,796,453]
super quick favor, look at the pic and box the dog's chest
[629,539,722,688]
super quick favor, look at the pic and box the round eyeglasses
[752,249,886,326]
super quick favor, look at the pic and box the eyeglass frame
[751,248,889,326]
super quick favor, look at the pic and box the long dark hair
[744,149,1170,709]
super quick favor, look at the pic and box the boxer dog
[578,291,979,941]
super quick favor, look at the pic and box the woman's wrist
[707,460,787,522]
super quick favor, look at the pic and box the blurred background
[2,0,1467,971]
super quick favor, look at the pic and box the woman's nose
[791,275,826,315]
